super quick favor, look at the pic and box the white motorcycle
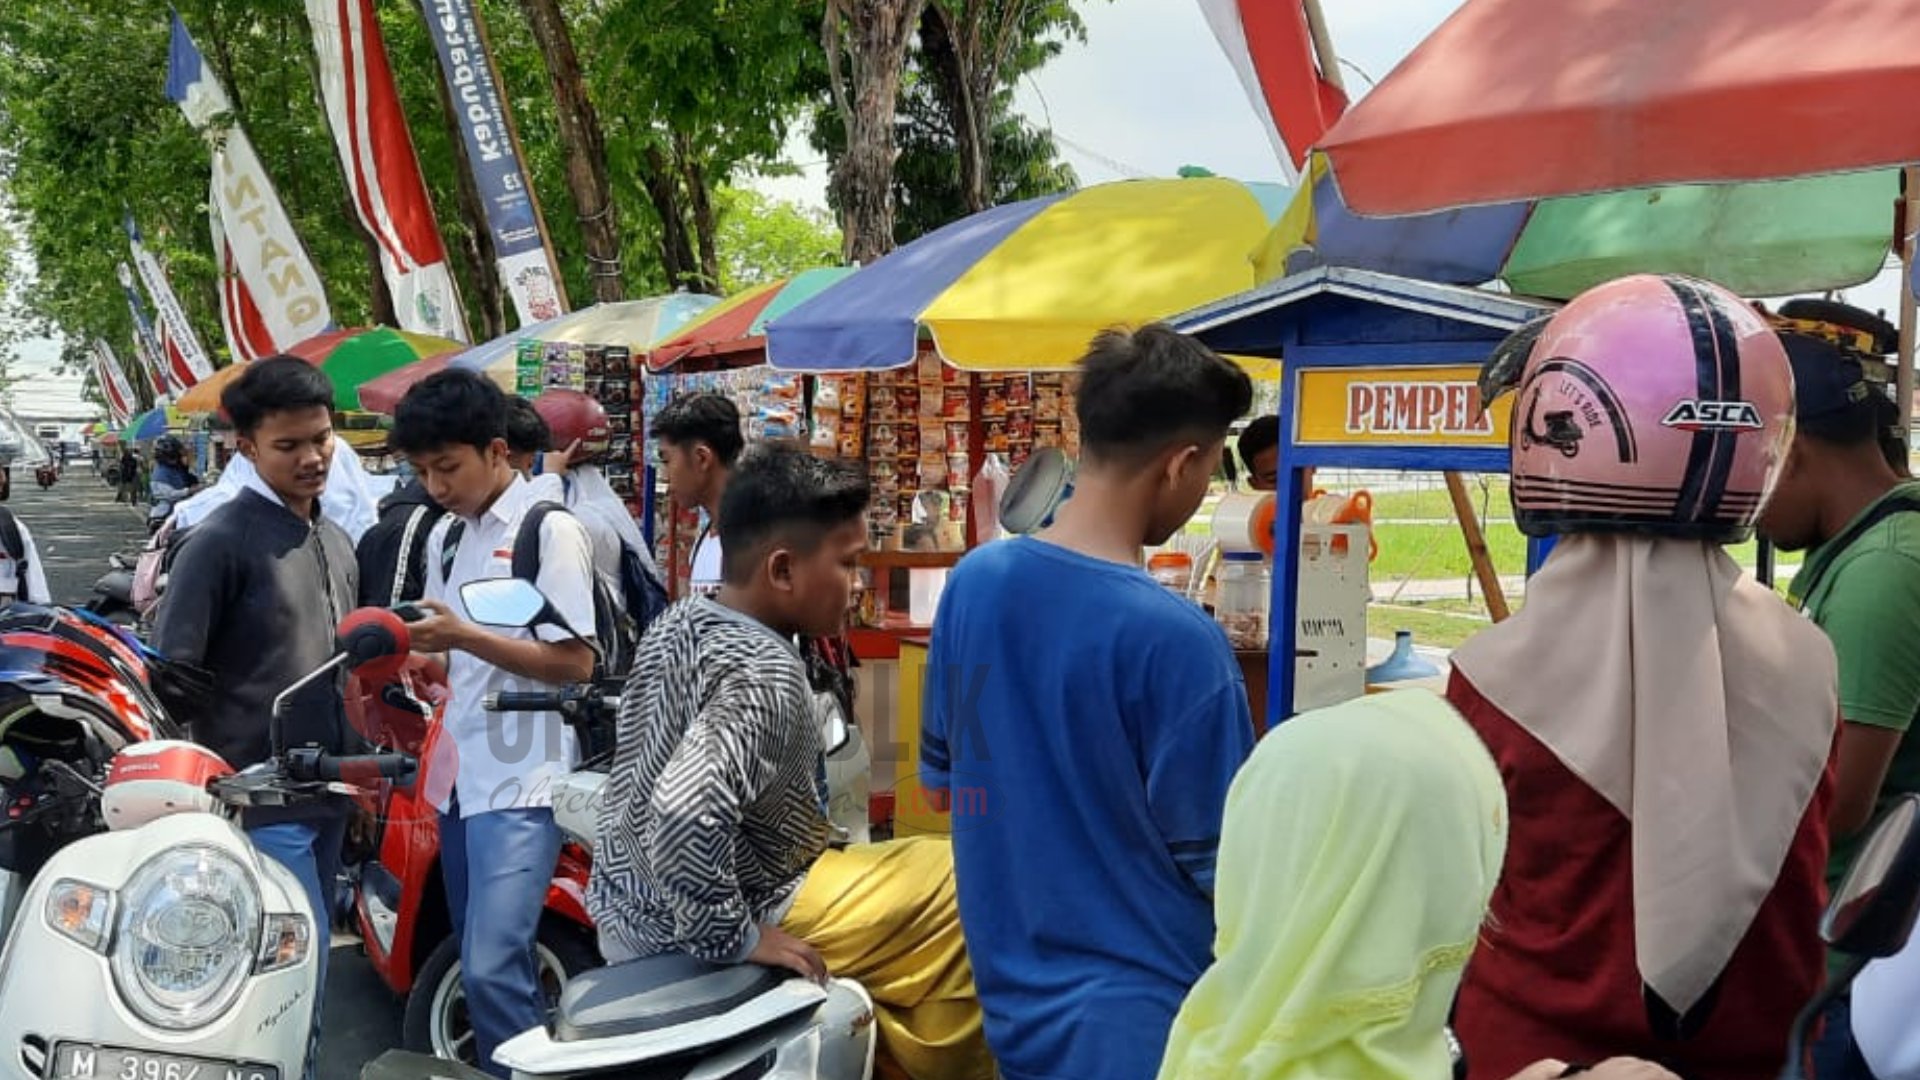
[365,576,877,1080]
[0,607,418,1080]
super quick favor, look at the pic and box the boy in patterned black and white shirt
[587,444,993,1080]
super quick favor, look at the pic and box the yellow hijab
[1158,690,1507,1080]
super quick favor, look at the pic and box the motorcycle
[0,604,175,939]
[34,462,57,490]
[364,577,879,1080]
[84,551,140,625]
[0,607,418,1080]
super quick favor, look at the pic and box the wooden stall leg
[1443,471,1510,622]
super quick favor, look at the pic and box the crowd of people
[11,269,1916,1080]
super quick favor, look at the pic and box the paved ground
[16,466,402,1077]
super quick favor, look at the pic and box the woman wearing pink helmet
[1445,274,1839,1077]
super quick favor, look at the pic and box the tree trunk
[675,135,720,292]
[919,4,989,214]
[640,145,701,291]
[825,0,929,263]
[513,0,625,303]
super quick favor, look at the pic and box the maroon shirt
[1447,670,1833,1079]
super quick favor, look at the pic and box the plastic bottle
[1214,552,1270,650]
[1147,552,1194,594]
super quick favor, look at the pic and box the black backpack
[439,502,636,678]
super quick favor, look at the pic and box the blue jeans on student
[441,796,564,1077]
[1810,995,1877,1080]
[247,813,348,1080]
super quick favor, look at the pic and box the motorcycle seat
[555,952,786,1043]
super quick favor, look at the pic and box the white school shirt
[0,519,50,605]
[424,475,598,818]
[689,525,723,598]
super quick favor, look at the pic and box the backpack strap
[393,504,433,606]
[511,502,563,584]
[438,518,466,586]
[1792,491,1920,608]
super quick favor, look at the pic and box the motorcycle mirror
[1824,794,1920,957]
[335,608,412,673]
[817,693,851,755]
[460,578,551,629]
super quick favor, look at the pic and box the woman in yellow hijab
[1156,690,1676,1080]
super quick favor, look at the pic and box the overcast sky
[5,0,1906,417]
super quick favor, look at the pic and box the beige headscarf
[1158,690,1507,1080]
[1450,533,1836,1016]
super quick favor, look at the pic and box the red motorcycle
[349,663,606,1063]
[33,462,56,489]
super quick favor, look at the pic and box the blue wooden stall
[1175,267,1559,729]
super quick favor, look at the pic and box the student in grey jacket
[151,357,357,1080]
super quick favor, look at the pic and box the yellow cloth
[782,836,995,1080]
[1157,690,1507,1080]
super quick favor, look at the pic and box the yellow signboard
[1295,365,1513,448]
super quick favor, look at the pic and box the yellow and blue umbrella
[765,176,1291,372]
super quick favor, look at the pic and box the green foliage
[0,0,385,373]
[809,0,1084,245]
[713,187,841,292]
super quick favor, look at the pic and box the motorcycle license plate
[50,1043,278,1080]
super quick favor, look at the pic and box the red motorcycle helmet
[533,389,612,462]
[0,605,170,746]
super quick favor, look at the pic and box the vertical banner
[419,0,568,327]
[92,339,138,425]
[125,212,213,391]
[167,12,334,356]
[307,0,469,342]
[117,259,177,398]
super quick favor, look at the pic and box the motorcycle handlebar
[484,690,568,712]
[302,752,417,784]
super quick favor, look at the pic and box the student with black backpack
[389,370,599,1079]
[0,468,50,605]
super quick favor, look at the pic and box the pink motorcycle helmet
[1478,274,1795,543]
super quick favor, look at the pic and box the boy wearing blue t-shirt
[922,324,1256,1080]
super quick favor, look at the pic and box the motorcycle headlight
[109,844,260,1030]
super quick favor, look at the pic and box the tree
[713,188,843,293]
[594,0,825,293]
[822,0,928,262]
[918,0,1084,215]
[810,0,1081,246]
[513,0,623,304]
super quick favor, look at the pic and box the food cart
[1175,266,1559,728]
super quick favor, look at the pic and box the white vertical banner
[167,12,333,355]
[306,0,468,341]
[125,212,213,391]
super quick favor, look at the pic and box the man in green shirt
[1758,306,1920,1080]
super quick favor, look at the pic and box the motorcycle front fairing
[0,812,319,1077]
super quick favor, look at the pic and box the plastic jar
[1214,551,1270,650]
[1147,552,1193,594]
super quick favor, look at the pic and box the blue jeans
[441,798,563,1077]
[1811,995,1877,1080]
[246,814,347,1080]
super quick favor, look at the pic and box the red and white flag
[306,0,468,342]
[1197,0,1349,179]
[92,339,138,425]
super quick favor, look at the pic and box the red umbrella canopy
[1318,0,1920,215]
